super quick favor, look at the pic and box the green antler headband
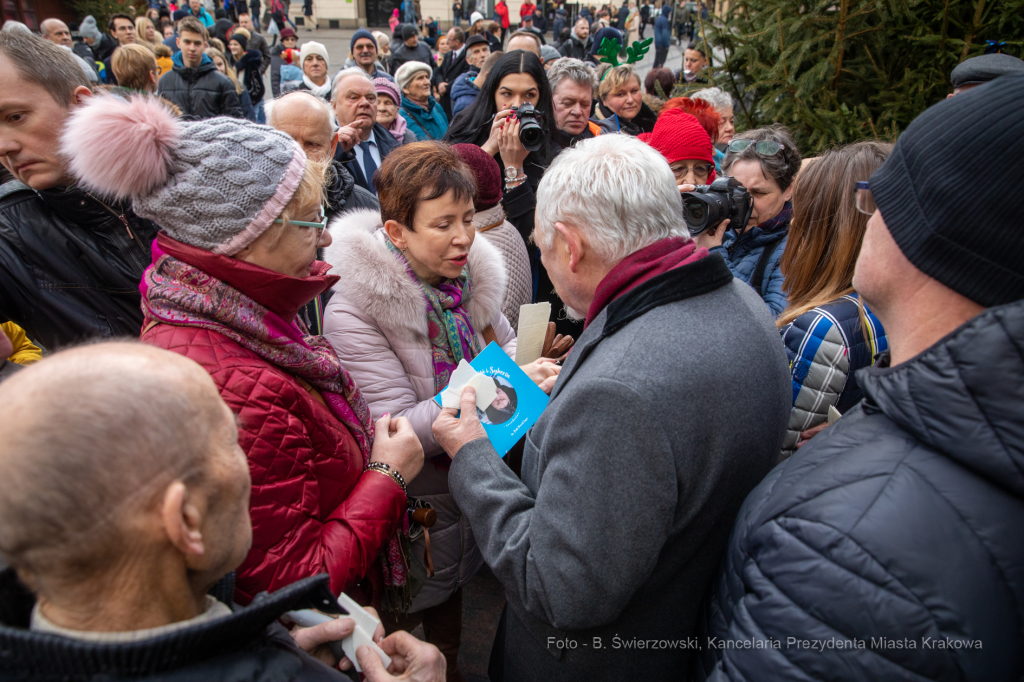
[597,36,653,77]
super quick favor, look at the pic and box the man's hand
[438,81,449,95]
[432,387,488,458]
[521,358,560,394]
[289,610,386,671]
[796,422,828,448]
[335,124,363,153]
[358,630,446,682]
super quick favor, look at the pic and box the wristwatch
[504,165,521,181]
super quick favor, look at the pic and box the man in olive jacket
[157,17,242,120]
[433,134,789,681]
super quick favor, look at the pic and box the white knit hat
[470,11,483,24]
[299,41,329,67]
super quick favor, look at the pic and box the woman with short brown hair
[779,140,892,457]
[323,141,559,680]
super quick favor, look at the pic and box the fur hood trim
[323,209,508,343]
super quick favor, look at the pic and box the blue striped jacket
[779,294,887,456]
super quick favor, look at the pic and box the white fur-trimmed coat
[322,209,516,611]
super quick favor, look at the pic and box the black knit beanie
[869,73,1024,307]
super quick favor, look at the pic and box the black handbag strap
[750,237,781,295]
[402,106,436,140]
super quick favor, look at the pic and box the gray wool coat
[448,252,790,681]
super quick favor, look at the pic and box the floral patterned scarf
[141,243,410,595]
[387,241,482,393]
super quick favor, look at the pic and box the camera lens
[519,123,544,152]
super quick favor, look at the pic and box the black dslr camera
[680,177,753,236]
[510,103,545,152]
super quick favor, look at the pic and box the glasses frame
[672,162,714,180]
[855,181,876,216]
[727,139,784,157]
[274,210,328,240]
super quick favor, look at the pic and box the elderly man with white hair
[432,133,790,681]
[39,18,99,82]
[329,67,403,195]
[0,342,446,682]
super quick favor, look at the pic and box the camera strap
[749,238,781,296]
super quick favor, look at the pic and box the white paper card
[514,302,551,366]
[439,359,498,410]
[338,592,392,673]
[827,405,842,426]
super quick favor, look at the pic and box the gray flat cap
[950,53,1024,90]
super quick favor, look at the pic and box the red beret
[452,143,503,211]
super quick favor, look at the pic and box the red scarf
[585,237,708,328]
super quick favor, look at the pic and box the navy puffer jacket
[695,298,1024,681]
[710,212,789,317]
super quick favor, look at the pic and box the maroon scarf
[585,237,709,328]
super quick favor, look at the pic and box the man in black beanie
[693,74,1024,682]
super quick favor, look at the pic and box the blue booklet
[433,342,549,457]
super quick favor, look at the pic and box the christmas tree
[700,0,1024,153]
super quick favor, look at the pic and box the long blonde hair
[205,47,244,96]
[778,140,892,327]
[135,17,156,51]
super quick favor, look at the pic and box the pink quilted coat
[322,209,516,611]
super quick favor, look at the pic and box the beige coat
[322,209,516,611]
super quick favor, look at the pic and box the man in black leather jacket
[0,30,160,351]
[157,17,243,120]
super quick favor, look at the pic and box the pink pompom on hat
[61,94,307,256]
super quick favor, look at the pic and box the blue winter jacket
[400,95,449,141]
[654,6,672,48]
[695,298,1024,682]
[779,293,887,456]
[450,67,480,117]
[710,213,790,317]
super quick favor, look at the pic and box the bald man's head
[269,91,336,162]
[0,342,249,594]
[40,18,72,47]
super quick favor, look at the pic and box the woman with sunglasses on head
[777,141,892,458]
[64,95,425,608]
[694,124,802,318]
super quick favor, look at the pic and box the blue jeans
[255,100,266,124]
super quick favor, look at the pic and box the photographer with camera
[685,125,801,317]
[445,50,580,335]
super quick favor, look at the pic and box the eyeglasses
[673,163,714,180]
[855,181,876,216]
[275,210,328,240]
[727,139,784,156]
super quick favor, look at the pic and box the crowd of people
[1,7,1024,682]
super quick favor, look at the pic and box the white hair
[691,87,734,113]
[332,66,373,98]
[547,58,597,95]
[535,134,688,263]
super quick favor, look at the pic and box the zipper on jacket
[89,193,149,270]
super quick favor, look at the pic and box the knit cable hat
[453,143,501,210]
[62,95,307,256]
[639,108,714,178]
[395,60,431,91]
[870,73,1024,306]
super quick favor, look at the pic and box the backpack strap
[749,237,782,296]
